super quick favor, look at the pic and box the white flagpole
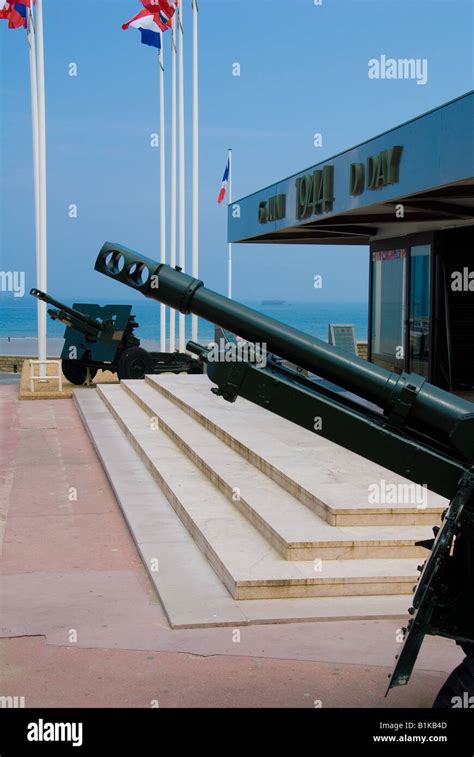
[36,0,47,375]
[169,18,177,353]
[228,148,232,299]
[178,3,185,352]
[26,9,41,356]
[191,0,199,343]
[158,36,166,352]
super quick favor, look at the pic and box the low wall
[357,342,368,360]
[0,355,63,373]
[0,355,27,373]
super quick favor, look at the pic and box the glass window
[409,245,431,377]
[371,249,407,372]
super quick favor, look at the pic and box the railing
[28,359,63,393]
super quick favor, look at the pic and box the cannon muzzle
[30,288,105,336]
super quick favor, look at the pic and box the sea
[0,299,368,355]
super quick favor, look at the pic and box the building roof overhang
[228,92,474,246]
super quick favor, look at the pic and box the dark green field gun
[30,288,202,384]
[95,241,474,705]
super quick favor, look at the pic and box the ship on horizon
[261,299,286,306]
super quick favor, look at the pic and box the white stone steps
[121,379,431,561]
[146,374,447,527]
[75,386,412,626]
[96,384,420,600]
[74,388,247,628]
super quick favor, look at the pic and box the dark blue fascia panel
[228,92,474,243]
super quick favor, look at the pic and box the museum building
[228,91,474,390]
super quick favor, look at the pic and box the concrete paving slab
[0,569,462,675]
[0,635,455,708]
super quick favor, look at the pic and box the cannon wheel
[62,360,97,385]
[433,654,474,708]
[117,347,154,380]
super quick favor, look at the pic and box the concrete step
[146,374,447,527]
[95,383,420,600]
[74,387,413,625]
[121,379,431,561]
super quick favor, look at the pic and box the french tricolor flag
[122,8,163,49]
[218,159,230,204]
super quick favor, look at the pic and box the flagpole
[228,148,232,299]
[158,35,166,352]
[191,0,199,343]
[36,0,47,375]
[26,8,41,362]
[178,2,185,352]
[169,18,177,353]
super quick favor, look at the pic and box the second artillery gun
[94,241,474,705]
[30,288,203,384]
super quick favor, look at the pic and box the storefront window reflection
[371,249,406,372]
[409,245,431,377]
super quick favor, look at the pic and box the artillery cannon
[30,288,202,384]
[95,241,474,705]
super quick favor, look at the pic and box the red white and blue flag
[140,0,177,30]
[218,159,230,204]
[122,9,163,49]
[122,1,177,48]
[0,1,27,28]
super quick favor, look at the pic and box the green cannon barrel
[30,288,105,335]
[95,242,474,463]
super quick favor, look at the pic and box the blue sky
[1,0,473,304]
